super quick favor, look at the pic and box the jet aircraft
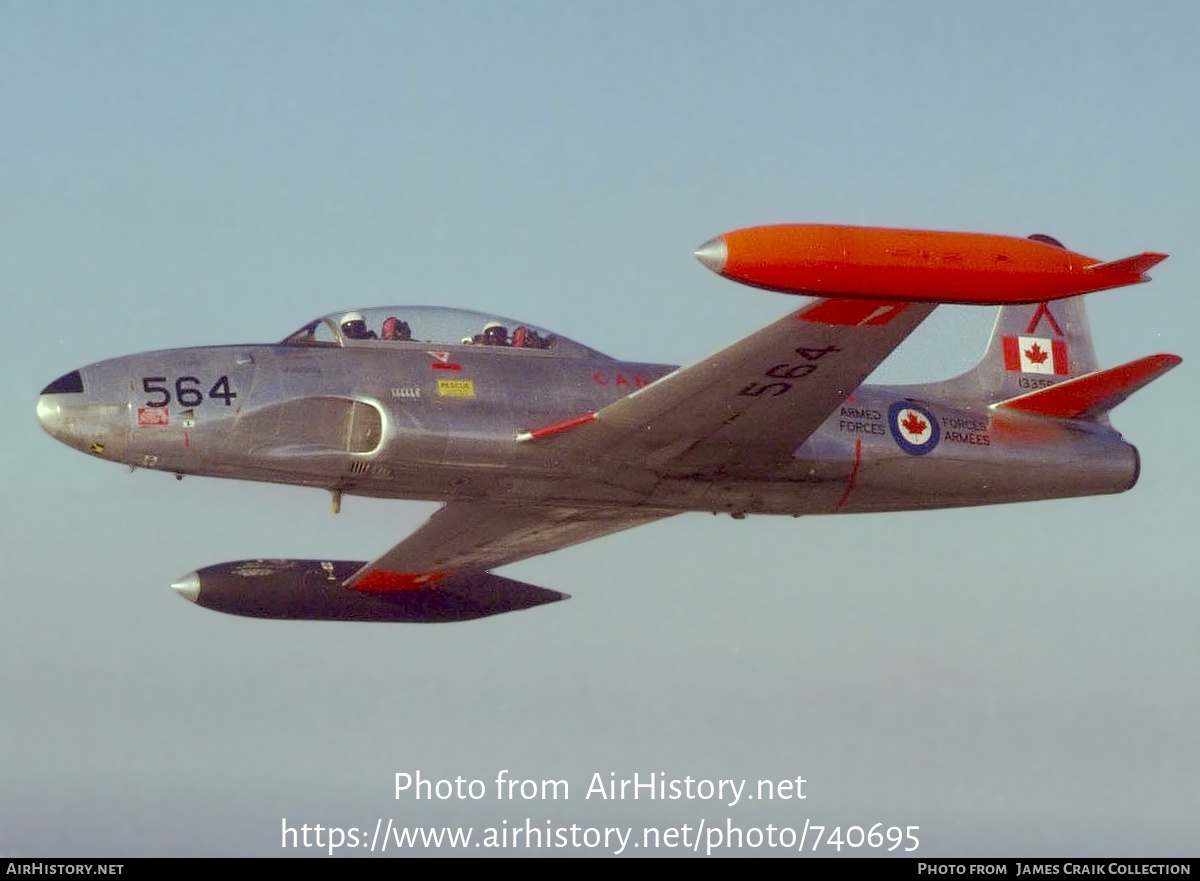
[36,226,1181,622]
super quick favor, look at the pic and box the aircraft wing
[180,501,674,621]
[344,298,933,594]
[539,297,936,474]
[187,297,933,620]
[345,501,675,591]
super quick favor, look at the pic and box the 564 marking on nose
[141,376,237,408]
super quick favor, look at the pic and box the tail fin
[937,296,1100,405]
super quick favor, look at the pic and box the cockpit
[283,306,611,359]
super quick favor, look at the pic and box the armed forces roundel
[888,401,940,456]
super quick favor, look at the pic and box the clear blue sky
[3,1,1198,856]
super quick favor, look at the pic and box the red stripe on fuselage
[833,438,863,512]
[525,412,597,441]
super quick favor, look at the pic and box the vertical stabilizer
[936,295,1100,406]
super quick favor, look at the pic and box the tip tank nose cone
[171,571,201,603]
[694,237,728,274]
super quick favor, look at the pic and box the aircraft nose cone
[36,365,130,459]
[172,571,201,603]
[694,237,728,274]
[37,370,85,438]
[36,394,65,438]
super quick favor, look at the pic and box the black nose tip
[41,371,84,395]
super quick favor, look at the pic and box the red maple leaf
[901,411,927,436]
[1024,342,1049,364]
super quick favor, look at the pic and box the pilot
[381,316,412,341]
[340,311,377,340]
[480,321,508,346]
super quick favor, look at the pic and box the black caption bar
[3,858,1196,871]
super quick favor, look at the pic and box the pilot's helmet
[381,316,411,341]
[340,311,369,339]
[481,321,508,345]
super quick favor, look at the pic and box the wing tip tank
[696,225,1169,303]
[174,560,569,622]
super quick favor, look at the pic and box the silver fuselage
[37,341,1139,516]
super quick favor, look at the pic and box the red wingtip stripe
[797,298,909,327]
[352,570,450,592]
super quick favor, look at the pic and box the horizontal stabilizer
[174,560,568,622]
[995,354,1182,420]
[1086,253,1168,277]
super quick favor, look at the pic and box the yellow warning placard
[436,379,476,398]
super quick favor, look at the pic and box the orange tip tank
[694,224,1167,305]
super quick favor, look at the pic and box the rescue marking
[888,401,939,456]
[437,379,476,398]
[137,407,169,426]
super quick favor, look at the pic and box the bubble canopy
[282,306,611,359]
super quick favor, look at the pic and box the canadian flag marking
[1002,336,1068,375]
